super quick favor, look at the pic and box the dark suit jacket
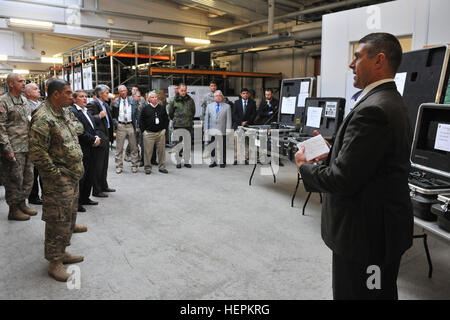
[87,98,114,144]
[232,98,257,130]
[111,96,139,130]
[70,105,101,155]
[257,97,279,125]
[299,82,413,265]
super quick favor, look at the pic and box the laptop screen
[411,104,450,175]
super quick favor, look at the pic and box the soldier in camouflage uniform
[168,83,196,168]
[29,79,85,282]
[0,73,36,221]
[200,81,217,121]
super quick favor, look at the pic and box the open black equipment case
[284,97,345,160]
[409,103,450,221]
[397,45,450,128]
[278,77,315,128]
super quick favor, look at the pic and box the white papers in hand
[281,96,296,114]
[297,134,330,161]
[435,123,450,152]
[306,107,322,128]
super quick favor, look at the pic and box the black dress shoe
[220,164,226,168]
[103,188,116,192]
[29,198,43,205]
[209,162,217,168]
[93,192,108,198]
[184,164,192,168]
[78,205,86,212]
[82,199,98,205]
[176,164,182,169]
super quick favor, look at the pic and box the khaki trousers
[143,129,166,172]
[115,123,138,168]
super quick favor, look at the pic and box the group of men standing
[195,81,281,167]
[0,74,280,282]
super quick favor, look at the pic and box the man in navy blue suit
[70,90,101,212]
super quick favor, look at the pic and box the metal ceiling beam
[5,0,213,30]
[207,0,371,36]
[176,0,267,21]
[275,0,304,9]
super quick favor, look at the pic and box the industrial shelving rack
[61,39,175,95]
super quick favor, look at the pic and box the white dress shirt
[119,97,132,122]
[354,78,395,108]
[75,104,95,129]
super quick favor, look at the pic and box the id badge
[155,117,160,124]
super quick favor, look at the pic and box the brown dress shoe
[19,201,37,216]
[62,252,84,264]
[48,260,71,282]
[8,205,30,221]
[73,225,88,233]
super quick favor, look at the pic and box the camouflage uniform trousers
[1,152,33,206]
[42,175,79,262]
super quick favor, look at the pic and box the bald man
[0,73,36,220]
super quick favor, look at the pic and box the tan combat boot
[73,224,88,233]
[8,205,30,221]
[62,252,84,264]
[48,260,71,282]
[19,201,38,216]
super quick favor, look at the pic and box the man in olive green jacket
[168,84,195,168]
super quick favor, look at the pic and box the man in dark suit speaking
[295,33,413,300]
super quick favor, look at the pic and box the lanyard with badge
[154,105,160,124]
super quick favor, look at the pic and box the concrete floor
[1,151,449,300]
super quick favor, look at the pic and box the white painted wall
[321,0,450,115]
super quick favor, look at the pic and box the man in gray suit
[204,90,232,168]
[296,33,413,300]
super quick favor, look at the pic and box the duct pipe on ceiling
[207,0,370,36]
[200,27,321,52]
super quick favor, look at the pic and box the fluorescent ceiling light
[185,37,211,45]
[41,57,63,64]
[13,69,30,75]
[8,18,54,30]
[0,55,8,61]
